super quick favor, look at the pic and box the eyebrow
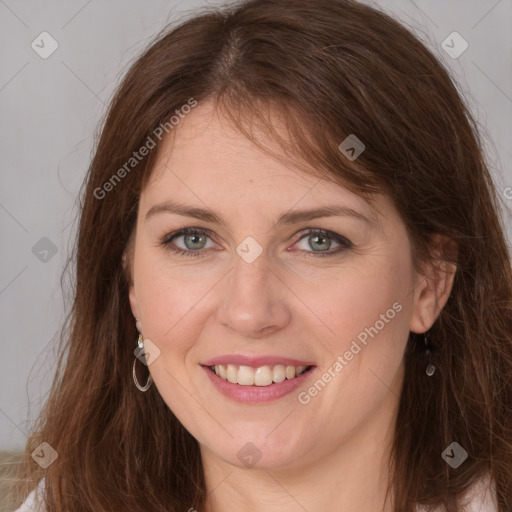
[145,200,377,228]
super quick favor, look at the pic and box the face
[127,100,445,471]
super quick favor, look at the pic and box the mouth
[201,363,317,403]
[205,363,315,387]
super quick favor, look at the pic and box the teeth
[273,364,286,383]
[211,364,310,386]
[238,365,255,385]
[226,364,237,384]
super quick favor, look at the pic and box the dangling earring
[133,333,153,392]
[424,331,436,376]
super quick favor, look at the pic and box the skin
[127,100,456,512]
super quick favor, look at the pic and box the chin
[203,432,308,471]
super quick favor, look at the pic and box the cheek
[306,253,413,407]
[306,267,411,423]
[303,254,410,348]
[133,250,216,358]
[133,249,180,335]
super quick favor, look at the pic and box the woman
[11,0,512,510]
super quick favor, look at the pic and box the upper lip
[201,354,315,368]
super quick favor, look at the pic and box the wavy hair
[10,0,512,510]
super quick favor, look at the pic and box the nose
[215,250,292,339]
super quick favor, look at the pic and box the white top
[415,474,498,512]
[14,477,45,512]
[15,474,498,512]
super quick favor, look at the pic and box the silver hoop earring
[133,333,153,392]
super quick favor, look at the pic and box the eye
[292,229,352,258]
[160,228,217,257]
[160,227,352,258]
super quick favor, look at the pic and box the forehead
[141,101,388,227]
[147,101,318,188]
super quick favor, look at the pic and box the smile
[209,364,313,386]
[201,363,317,404]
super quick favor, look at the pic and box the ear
[128,288,143,333]
[123,248,143,333]
[409,234,458,334]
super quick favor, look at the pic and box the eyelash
[159,227,352,259]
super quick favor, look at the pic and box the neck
[199,386,400,512]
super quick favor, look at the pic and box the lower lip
[201,365,316,404]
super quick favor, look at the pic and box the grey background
[1,0,511,450]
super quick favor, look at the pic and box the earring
[424,332,436,376]
[133,333,153,392]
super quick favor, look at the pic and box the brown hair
[11,0,512,510]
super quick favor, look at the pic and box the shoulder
[415,474,498,512]
[13,477,46,512]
